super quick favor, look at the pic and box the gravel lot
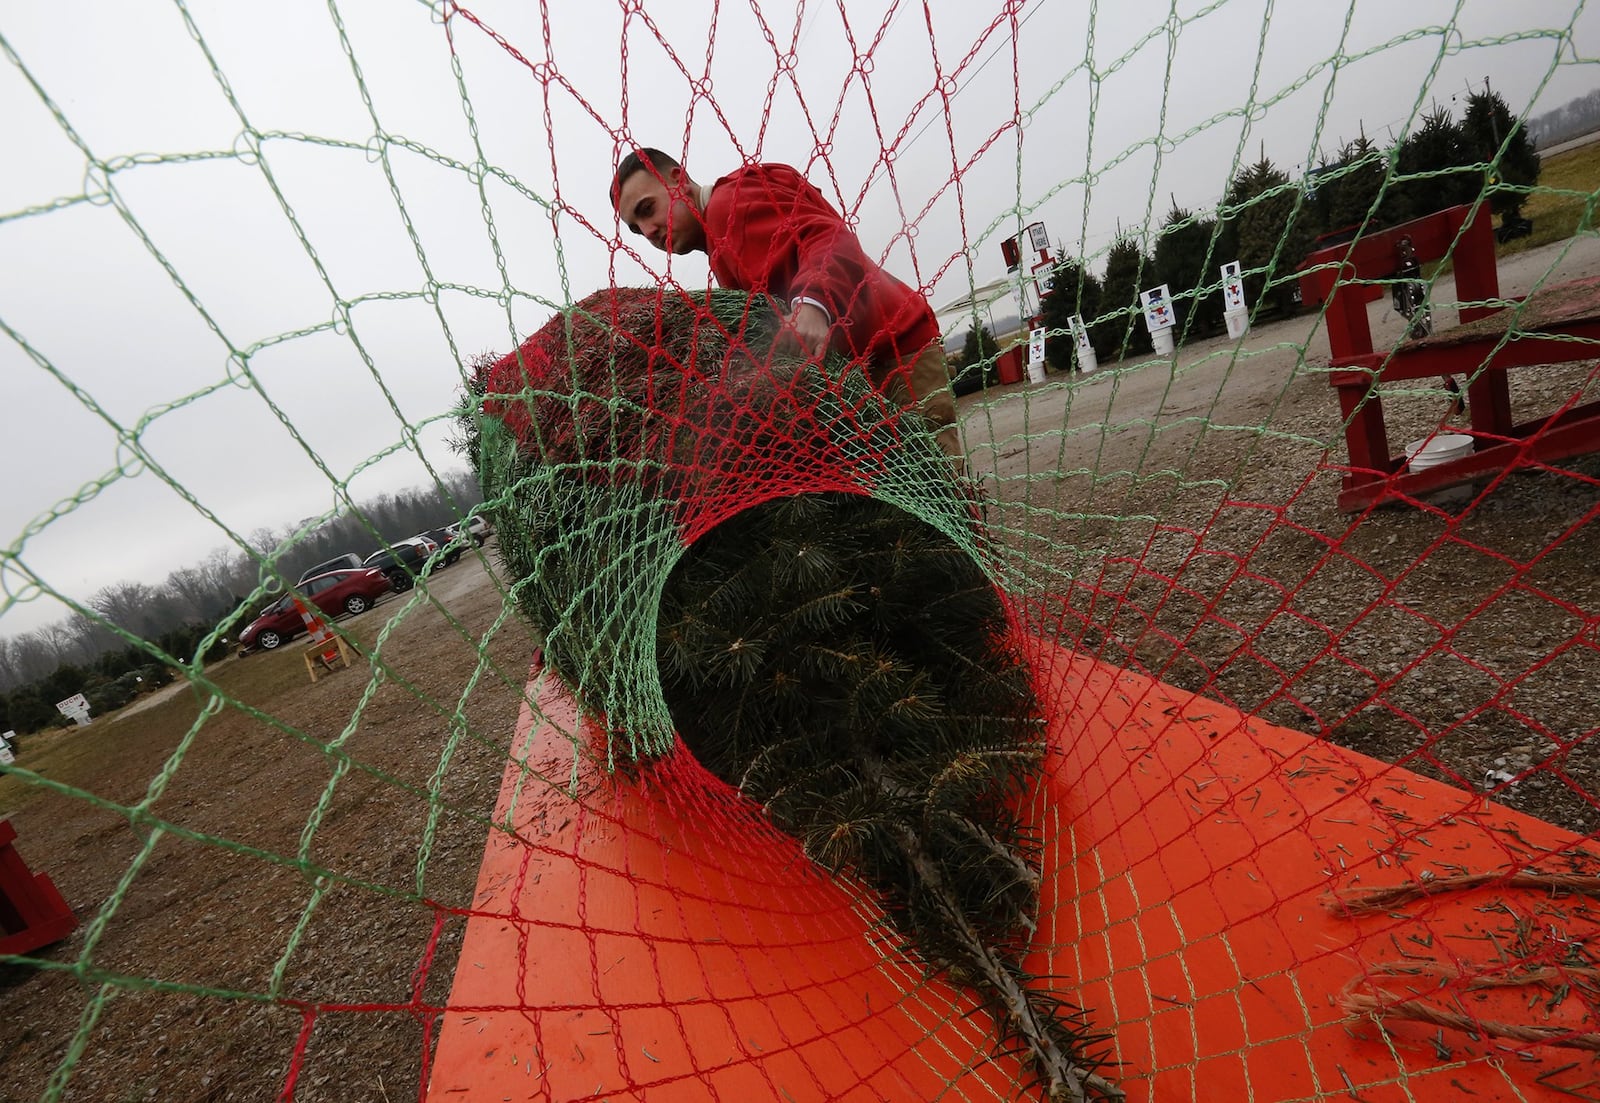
[966,232,1600,832]
[2,234,1597,1102]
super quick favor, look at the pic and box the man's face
[616,166,702,255]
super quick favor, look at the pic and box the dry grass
[0,617,393,820]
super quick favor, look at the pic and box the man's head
[611,148,705,255]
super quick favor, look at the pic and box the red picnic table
[1298,202,1600,511]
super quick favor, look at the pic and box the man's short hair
[611,148,680,209]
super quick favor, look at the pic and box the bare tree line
[0,469,484,695]
[1529,85,1600,148]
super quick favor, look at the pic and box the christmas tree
[467,287,1120,1100]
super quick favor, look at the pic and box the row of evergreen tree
[1022,89,1541,372]
[0,470,484,734]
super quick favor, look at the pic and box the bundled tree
[1039,258,1104,370]
[469,287,1121,1101]
[1463,88,1541,224]
[1152,203,1226,337]
[1381,105,1481,225]
[1096,234,1154,358]
[1224,154,1316,316]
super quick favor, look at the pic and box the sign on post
[1140,285,1177,356]
[1026,327,1047,384]
[1221,261,1246,312]
[55,694,91,727]
[1068,315,1098,374]
[1221,260,1250,339]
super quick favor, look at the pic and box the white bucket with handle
[1404,433,1475,506]
[1404,433,1473,471]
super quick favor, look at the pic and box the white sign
[1140,284,1175,332]
[1067,314,1099,373]
[56,693,91,726]
[1067,315,1091,355]
[1220,261,1247,312]
[1027,328,1046,366]
[1027,222,1049,254]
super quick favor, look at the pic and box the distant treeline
[1529,86,1600,149]
[1005,88,1544,372]
[0,469,484,731]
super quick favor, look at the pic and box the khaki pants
[875,343,963,468]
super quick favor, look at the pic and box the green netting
[2,3,1599,1101]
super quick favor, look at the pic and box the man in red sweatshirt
[611,148,959,456]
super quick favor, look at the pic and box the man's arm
[780,300,831,359]
[712,165,877,358]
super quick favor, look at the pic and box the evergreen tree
[1463,88,1541,222]
[1038,259,1103,370]
[1097,234,1154,358]
[1382,106,1480,224]
[1225,155,1315,316]
[1323,135,1389,234]
[961,322,1000,370]
[1153,203,1226,337]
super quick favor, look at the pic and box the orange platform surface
[429,643,1600,1100]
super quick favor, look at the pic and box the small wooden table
[1299,203,1600,511]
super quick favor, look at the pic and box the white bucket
[1077,348,1098,374]
[1225,309,1249,340]
[1405,433,1475,506]
[1150,326,1175,356]
[1405,433,1474,472]
[1026,361,1047,384]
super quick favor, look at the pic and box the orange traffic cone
[292,598,341,666]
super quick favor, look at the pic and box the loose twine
[1331,872,1600,1051]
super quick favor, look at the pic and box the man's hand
[774,301,831,360]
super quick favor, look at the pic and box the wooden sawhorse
[303,635,354,682]
[1300,203,1600,511]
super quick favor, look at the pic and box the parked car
[296,552,363,585]
[420,528,465,568]
[362,537,438,592]
[447,516,491,546]
[238,568,390,652]
[950,357,998,397]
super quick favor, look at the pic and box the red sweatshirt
[702,163,939,379]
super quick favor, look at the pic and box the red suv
[238,568,391,652]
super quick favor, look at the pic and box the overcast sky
[2,0,1596,644]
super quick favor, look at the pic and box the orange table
[428,643,1600,1101]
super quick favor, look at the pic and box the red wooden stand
[0,819,78,956]
[1299,203,1600,511]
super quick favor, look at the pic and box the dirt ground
[1,548,541,1103]
[3,234,1600,1102]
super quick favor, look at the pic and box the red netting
[4,3,1599,1102]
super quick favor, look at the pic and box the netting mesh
[3,2,1600,1100]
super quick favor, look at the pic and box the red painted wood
[0,819,78,956]
[1307,205,1600,511]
